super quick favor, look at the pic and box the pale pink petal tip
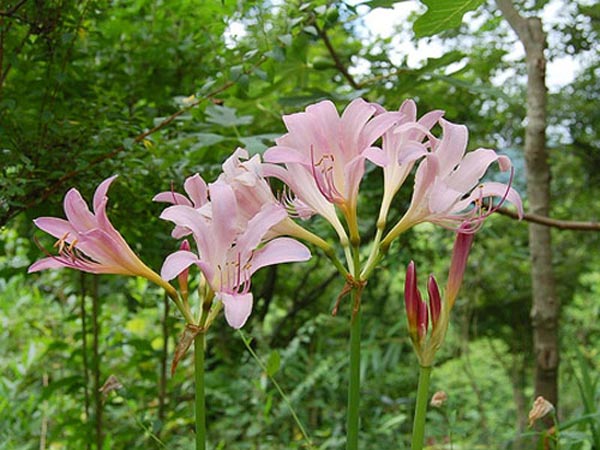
[220,293,253,329]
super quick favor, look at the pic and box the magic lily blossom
[382,118,523,248]
[28,176,172,293]
[159,180,311,329]
[377,100,444,228]
[264,98,400,242]
[153,173,209,239]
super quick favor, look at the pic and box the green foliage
[1,0,600,448]
[413,0,486,38]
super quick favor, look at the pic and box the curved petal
[160,205,211,253]
[435,119,468,178]
[153,191,193,206]
[160,250,200,281]
[396,142,429,165]
[410,109,444,141]
[33,217,76,241]
[445,148,509,193]
[428,179,463,214]
[28,257,69,273]
[363,146,388,167]
[263,145,308,165]
[219,292,253,329]
[93,175,118,213]
[411,153,440,207]
[361,111,403,149]
[343,155,366,205]
[452,182,523,217]
[184,174,208,208]
[235,204,287,261]
[64,188,97,232]
[78,228,143,274]
[207,181,238,257]
[341,98,376,153]
[398,99,417,121]
[222,147,249,175]
[249,238,311,275]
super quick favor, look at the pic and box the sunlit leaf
[413,0,485,37]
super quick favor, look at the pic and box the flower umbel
[29,176,171,292]
[264,98,400,243]
[159,180,311,329]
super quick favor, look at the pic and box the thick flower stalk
[404,226,475,450]
[28,176,180,299]
[159,180,311,329]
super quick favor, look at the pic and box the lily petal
[435,119,468,178]
[445,149,511,193]
[235,204,287,262]
[184,174,208,208]
[220,292,253,329]
[93,175,118,213]
[33,217,76,241]
[153,191,193,206]
[249,238,311,275]
[161,250,200,281]
[64,188,97,232]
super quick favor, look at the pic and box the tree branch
[313,22,360,90]
[3,57,266,224]
[496,207,600,231]
[0,0,28,17]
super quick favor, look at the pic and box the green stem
[194,332,206,450]
[346,290,362,450]
[411,365,432,450]
[360,227,383,279]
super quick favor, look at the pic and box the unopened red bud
[417,295,428,340]
[446,227,475,307]
[427,275,441,329]
[404,261,419,334]
[178,240,191,298]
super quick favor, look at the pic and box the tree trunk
[495,0,559,408]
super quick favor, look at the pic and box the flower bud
[404,261,420,339]
[178,240,191,301]
[446,226,475,307]
[427,275,441,329]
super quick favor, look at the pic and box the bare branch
[313,22,360,90]
[497,207,600,231]
[0,0,28,17]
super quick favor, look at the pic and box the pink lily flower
[378,100,444,225]
[153,173,209,238]
[384,118,523,243]
[28,176,168,287]
[264,98,400,240]
[159,181,311,329]
[217,148,308,239]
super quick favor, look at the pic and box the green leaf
[364,0,410,9]
[204,105,253,127]
[413,0,485,38]
[265,350,280,377]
